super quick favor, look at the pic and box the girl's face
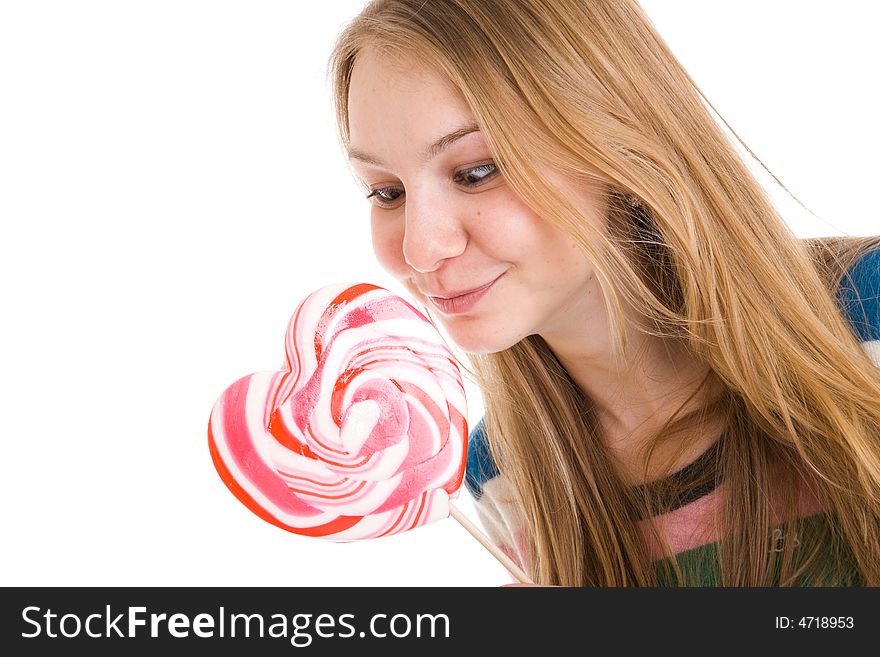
[347,48,608,354]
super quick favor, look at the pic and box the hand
[501,582,550,587]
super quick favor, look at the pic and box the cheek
[466,197,540,260]
[370,215,406,275]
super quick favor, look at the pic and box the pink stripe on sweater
[639,475,825,560]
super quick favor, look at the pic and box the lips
[423,272,506,300]
[429,281,495,300]
[424,273,505,315]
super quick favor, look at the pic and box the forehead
[349,46,460,99]
[347,47,474,147]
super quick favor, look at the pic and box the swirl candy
[208,283,468,541]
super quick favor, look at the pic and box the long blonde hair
[328,0,880,586]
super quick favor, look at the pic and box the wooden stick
[449,503,534,584]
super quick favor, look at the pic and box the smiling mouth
[432,281,494,300]
[426,273,505,315]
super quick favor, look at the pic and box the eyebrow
[347,122,481,167]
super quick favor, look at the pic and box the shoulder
[836,247,880,342]
[464,417,500,501]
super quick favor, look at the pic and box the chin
[441,323,522,356]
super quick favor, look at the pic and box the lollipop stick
[449,503,534,584]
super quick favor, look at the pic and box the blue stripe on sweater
[465,248,880,501]
[464,417,498,501]
[837,248,880,341]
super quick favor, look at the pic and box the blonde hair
[328,0,880,585]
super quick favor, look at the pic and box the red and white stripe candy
[208,283,468,541]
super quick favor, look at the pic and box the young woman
[328,0,880,586]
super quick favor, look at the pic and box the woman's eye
[367,187,403,206]
[453,163,495,187]
[367,163,496,207]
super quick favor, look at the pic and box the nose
[401,193,468,273]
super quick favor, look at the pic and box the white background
[1,1,876,587]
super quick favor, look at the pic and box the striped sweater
[464,248,880,585]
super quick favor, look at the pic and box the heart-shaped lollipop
[208,282,533,583]
[208,282,468,540]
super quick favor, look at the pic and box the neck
[541,307,726,485]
